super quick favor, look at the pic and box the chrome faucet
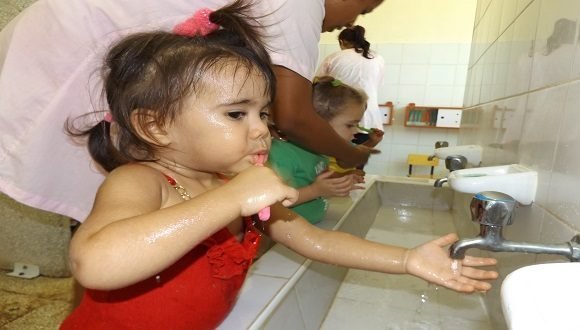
[449,191,580,262]
[433,155,467,187]
[433,177,448,187]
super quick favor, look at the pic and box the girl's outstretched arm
[70,165,297,291]
[265,203,498,293]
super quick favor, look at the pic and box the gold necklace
[162,174,192,200]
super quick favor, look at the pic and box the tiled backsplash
[459,1,580,329]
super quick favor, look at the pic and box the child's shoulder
[109,163,163,179]
[102,163,168,192]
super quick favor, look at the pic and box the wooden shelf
[404,103,462,128]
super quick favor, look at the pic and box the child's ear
[130,109,170,146]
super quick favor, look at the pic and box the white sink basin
[447,164,537,205]
[501,263,580,330]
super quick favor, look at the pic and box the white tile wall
[430,43,460,64]
[402,44,432,64]
[548,81,580,229]
[400,64,429,84]
[529,0,580,90]
[460,1,580,328]
[428,65,457,85]
[318,41,471,177]
[499,0,518,34]
[505,0,539,96]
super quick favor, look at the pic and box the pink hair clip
[103,112,114,123]
[174,8,219,37]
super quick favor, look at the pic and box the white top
[317,48,385,130]
[0,0,323,221]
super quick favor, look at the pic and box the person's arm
[271,66,370,168]
[266,203,498,293]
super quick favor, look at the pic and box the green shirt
[269,139,329,224]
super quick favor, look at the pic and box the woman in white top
[317,25,385,131]
[0,0,383,221]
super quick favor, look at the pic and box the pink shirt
[0,0,323,221]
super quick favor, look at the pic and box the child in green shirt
[269,76,382,224]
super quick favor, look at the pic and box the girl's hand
[313,171,364,198]
[228,166,298,217]
[404,233,498,293]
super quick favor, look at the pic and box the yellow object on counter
[407,154,439,167]
[407,154,439,178]
[327,156,356,174]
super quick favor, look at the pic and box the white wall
[320,0,477,44]
[318,0,477,177]
[459,1,580,328]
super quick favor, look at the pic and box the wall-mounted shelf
[404,103,462,128]
[379,101,394,125]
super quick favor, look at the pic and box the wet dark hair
[67,0,275,172]
[338,25,372,59]
[312,76,367,120]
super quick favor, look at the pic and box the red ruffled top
[61,174,263,330]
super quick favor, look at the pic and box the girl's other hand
[228,166,298,217]
[313,171,364,198]
[404,233,498,293]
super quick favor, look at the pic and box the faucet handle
[445,155,467,172]
[570,234,580,262]
[470,191,516,226]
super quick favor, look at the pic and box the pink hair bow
[174,8,219,37]
[103,112,113,123]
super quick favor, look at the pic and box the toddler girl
[62,2,498,329]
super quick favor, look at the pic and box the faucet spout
[450,192,580,262]
[434,177,448,187]
[449,237,488,259]
[450,226,580,262]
